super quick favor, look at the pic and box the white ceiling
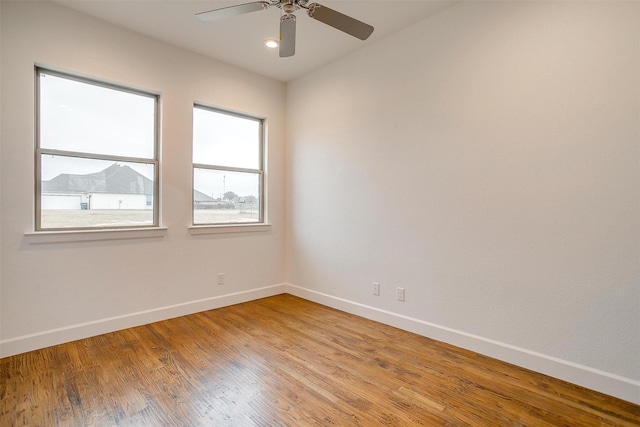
[52,0,455,82]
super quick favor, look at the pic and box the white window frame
[192,104,265,227]
[35,67,160,231]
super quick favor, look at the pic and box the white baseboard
[3,282,638,405]
[0,284,287,358]
[284,283,640,405]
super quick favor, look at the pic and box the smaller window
[36,68,159,230]
[192,105,264,225]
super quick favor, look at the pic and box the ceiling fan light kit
[279,13,297,57]
[196,0,374,58]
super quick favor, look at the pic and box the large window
[36,68,159,230]
[192,105,264,225]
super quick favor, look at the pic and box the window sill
[24,227,168,244]
[188,223,271,235]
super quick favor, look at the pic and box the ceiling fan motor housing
[282,1,297,14]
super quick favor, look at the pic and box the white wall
[286,1,639,402]
[1,1,286,354]
[41,194,82,210]
[88,193,148,210]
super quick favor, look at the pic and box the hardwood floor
[1,294,639,426]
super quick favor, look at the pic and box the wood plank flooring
[1,294,639,426]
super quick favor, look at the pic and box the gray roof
[194,190,215,202]
[42,163,153,195]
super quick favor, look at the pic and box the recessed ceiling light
[264,39,279,49]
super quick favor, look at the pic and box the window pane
[39,72,155,159]
[40,155,155,229]
[193,107,260,169]
[193,168,260,224]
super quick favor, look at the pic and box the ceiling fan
[196,0,374,57]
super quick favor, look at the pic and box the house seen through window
[36,68,159,230]
[192,105,264,225]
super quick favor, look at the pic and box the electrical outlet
[217,273,225,285]
[372,282,380,296]
[396,287,405,301]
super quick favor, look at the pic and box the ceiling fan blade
[279,14,296,57]
[307,3,374,40]
[196,1,270,22]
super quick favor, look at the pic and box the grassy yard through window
[41,206,259,229]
